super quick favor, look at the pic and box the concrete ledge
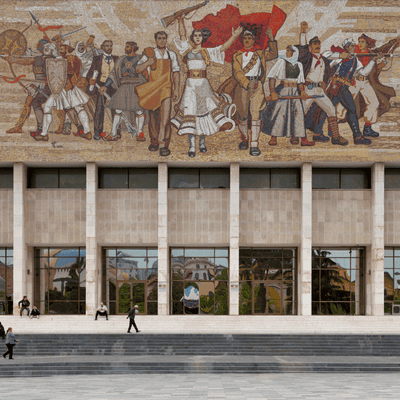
[1,315,400,334]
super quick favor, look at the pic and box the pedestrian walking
[3,327,18,359]
[0,321,5,340]
[126,305,140,333]
[18,296,30,317]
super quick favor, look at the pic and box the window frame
[98,168,158,189]
[28,168,86,189]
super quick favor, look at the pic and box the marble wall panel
[239,190,301,245]
[312,190,372,245]
[97,189,158,245]
[384,191,400,245]
[25,189,86,245]
[168,189,229,245]
[0,190,13,245]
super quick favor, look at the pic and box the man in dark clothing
[18,296,30,317]
[126,305,140,333]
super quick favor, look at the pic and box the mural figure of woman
[260,45,315,147]
[171,16,242,157]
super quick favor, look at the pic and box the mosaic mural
[0,0,400,162]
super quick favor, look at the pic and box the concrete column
[229,163,240,316]
[158,162,169,315]
[86,163,98,316]
[299,163,312,316]
[13,163,27,316]
[371,163,385,316]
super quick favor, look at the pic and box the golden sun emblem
[125,61,133,70]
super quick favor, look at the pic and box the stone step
[1,362,400,377]
[6,334,400,357]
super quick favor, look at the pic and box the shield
[0,29,27,56]
[46,58,67,95]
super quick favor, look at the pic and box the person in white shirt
[95,302,108,320]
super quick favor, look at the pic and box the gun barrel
[161,0,209,28]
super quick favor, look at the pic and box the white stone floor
[1,373,400,400]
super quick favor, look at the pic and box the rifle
[352,53,400,57]
[95,83,137,138]
[265,94,324,102]
[161,0,209,28]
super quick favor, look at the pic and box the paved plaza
[0,373,400,400]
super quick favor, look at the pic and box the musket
[352,53,400,57]
[95,83,137,138]
[52,26,87,42]
[161,0,209,28]
[265,94,324,102]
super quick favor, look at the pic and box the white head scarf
[277,45,299,66]
[75,41,86,60]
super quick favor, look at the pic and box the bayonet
[54,26,87,42]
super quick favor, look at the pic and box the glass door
[252,281,283,315]
[117,281,145,314]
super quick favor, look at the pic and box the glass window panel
[128,168,158,189]
[200,290,215,314]
[271,169,300,189]
[29,168,58,188]
[147,269,158,279]
[172,302,184,314]
[282,249,295,258]
[254,283,267,313]
[253,249,282,258]
[0,169,13,189]
[169,168,199,188]
[117,257,146,269]
[395,249,400,257]
[106,249,117,257]
[0,249,4,257]
[385,303,393,314]
[147,249,158,257]
[6,249,12,257]
[117,283,131,314]
[215,258,228,268]
[118,248,146,258]
[215,249,228,257]
[239,248,252,257]
[5,257,13,268]
[239,268,253,280]
[283,281,294,302]
[171,267,184,280]
[148,258,158,269]
[171,248,184,257]
[340,169,370,189]
[199,168,230,189]
[385,248,394,257]
[48,301,79,315]
[59,168,86,189]
[172,281,184,301]
[240,168,270,189]
[312,169,340,189]
[147,282,158,301]
[384,257,394,269]
[385,169,400,189]
[283,302,295,315]
[215,302,229,315]
[239,281,252,314]
[184,249,214,258]
[106,280,116,301]
[99,168,128,189]
[147,302,158,315]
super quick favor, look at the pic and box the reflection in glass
[239,168,270,189]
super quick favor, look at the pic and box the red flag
[38,25,63,32]
[192,5,286,63]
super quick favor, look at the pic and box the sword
[95,83,138,138]
[52,26,87,42]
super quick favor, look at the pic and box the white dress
[171,39,235,136]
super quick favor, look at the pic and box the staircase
[2,334,400,376]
